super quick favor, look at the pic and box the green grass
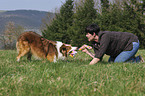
[0,50,145,96]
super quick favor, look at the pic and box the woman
[79,24,144,65]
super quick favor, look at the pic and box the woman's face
[86,33,94,41]
[86,33,99,42]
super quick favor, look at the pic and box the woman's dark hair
[85,24,100,35]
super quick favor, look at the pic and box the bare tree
[0,21,24,49]
[0,35,7,49]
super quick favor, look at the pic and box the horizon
[0,9,52,12]
[0,0,66,12]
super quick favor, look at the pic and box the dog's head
[60,43,78,57]
[56,41,78,59]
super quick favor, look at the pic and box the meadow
[0,50,145,96]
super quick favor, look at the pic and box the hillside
[0,10,55,34]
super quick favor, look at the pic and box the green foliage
[42,0,74,44]
[97,0,145,48]
[98,4,124,31]
[42,0,145,48]
[0,50,145,95]
[122,1,145,48]
[100,0,110,13]
[70,0,97,47]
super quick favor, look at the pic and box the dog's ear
[47,42,58,59]
[62,44,71,50]
[49,41,56,45]
[48,43,57,53]
[47,43,57,62]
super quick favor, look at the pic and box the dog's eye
[69,50,72,53]
[62,48,66,50]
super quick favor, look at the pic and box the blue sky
[0,0,66,12]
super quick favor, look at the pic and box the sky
[0,0,66,12]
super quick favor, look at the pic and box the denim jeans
[108,41,140,63]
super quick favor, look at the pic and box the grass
[0,50,145,96]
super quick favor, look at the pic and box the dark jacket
[92,31,138,59]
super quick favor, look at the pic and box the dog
[16,31,78,62]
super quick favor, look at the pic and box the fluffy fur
[16,31,77,62]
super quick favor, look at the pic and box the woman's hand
[79,44,95,59]
[82,48,88,53]
[79,44,86,50]
[89,58,100,65]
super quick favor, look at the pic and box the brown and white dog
[16,31,77,62]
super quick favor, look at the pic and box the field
[0,50,145,96]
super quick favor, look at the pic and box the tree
[42,0,145,48]
[3,22,15,49]
[42,0,74,44]
[97,0,145,48]
[0,21,24,49]
[100,0,110,13]
[70,0,96,47]
[120,0,145,48]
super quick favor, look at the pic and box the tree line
[42,0,145,48]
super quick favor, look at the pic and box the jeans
[108,41,140,63]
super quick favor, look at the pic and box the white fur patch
[17,58,20,62]
[56,41,65,60]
